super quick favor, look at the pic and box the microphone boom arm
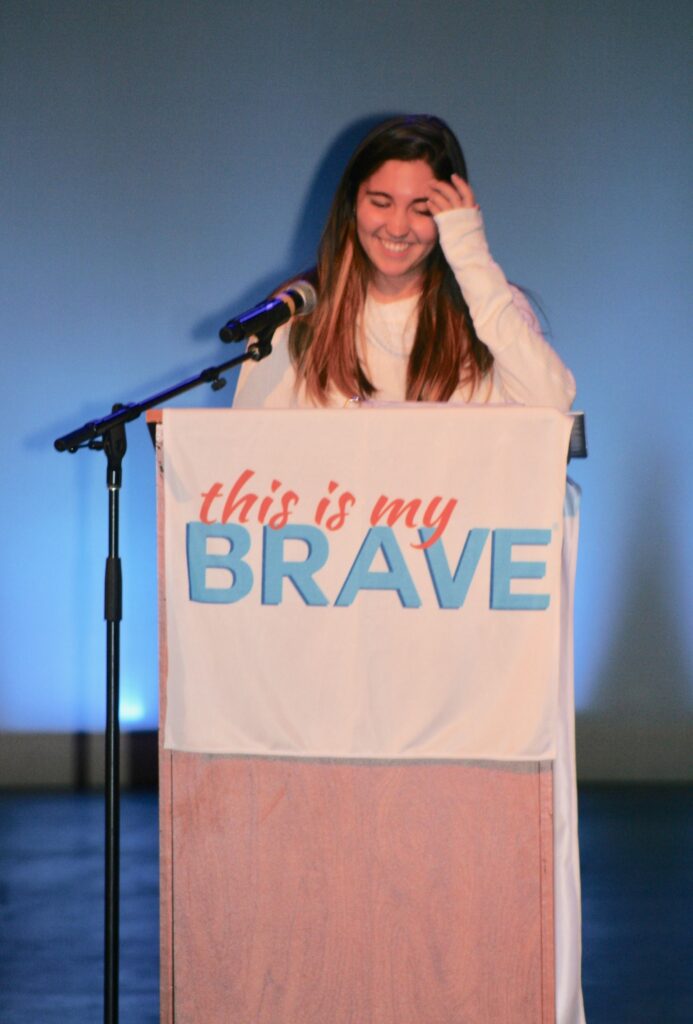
[54,331,274,453]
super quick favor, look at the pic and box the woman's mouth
[377,237,413,254]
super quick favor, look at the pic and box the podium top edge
[146,406,587,458]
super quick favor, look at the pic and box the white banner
[162,405,572,760]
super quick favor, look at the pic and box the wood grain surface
[162,755,553,1024]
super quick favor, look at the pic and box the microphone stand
[54,331,273,1024]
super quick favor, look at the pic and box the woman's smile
[377,237,414,254]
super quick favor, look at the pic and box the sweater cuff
[433,204,485,238]
[433,206,492,269]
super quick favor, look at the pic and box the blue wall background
[1,1,690,775]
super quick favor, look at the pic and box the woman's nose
[385,206,410,238]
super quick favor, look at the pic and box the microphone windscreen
[285,280,318,317]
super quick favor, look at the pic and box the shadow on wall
[577,455,692,780]
[191,112,399,342]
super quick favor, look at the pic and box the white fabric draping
[162,405,572,761]
[555,479,587,1024]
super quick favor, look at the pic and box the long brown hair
[289,115,494,404]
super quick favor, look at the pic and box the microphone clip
[246,326,275,362]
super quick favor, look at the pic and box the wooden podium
[153,411,558,1024]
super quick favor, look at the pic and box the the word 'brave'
[186,523,552,610]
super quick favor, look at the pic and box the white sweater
[234,207,576,411]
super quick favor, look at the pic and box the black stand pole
[54,336,273,1024]
[104,415,125,1024]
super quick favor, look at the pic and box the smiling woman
[233,114,576,411]
[355,159,441,299]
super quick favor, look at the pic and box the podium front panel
[153,412,559,1023]
[160,752,554,1024]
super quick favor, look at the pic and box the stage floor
[0,785,690,1023]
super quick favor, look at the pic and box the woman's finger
[451,173,477,208]
[427,175,477,212]
[427,179,461,210]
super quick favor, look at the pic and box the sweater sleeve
[434,207,576,410]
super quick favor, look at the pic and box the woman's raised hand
[426,172,478,214]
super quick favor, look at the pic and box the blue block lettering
[335,527,421,608]
[420,527,489,609]
[187,522,253,604]
[262,525,329,606]
[490,529,551,610]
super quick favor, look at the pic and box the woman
[234,114,575,411]
[231,115,584,1024]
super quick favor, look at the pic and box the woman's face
[355,159,439,299]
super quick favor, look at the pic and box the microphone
[219,280,317,343]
